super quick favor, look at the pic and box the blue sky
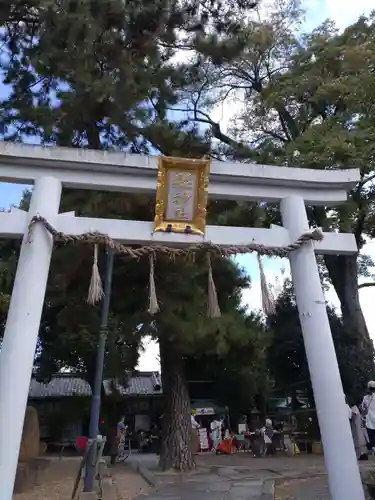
[1,183,26,208]
[0,0,374,370]
[0,83,28,205]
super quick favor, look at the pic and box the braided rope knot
[27,215,324,259]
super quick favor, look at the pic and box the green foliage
[185,312,272,417]
[182,2,375,356]
[0,0,258,152]
[0,0,266,471]
[0,0,261,390]
[0,183,267,393]
[268,279,375,402]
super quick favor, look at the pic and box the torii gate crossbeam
[0,143,365,500]
[0,142,358,204]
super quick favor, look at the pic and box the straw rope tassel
[148,253,160,315]
[257,253,276,315]
[207,253,221,318]
[87,244,104,305]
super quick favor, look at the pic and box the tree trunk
[158,336,195,471]
[324,254,373,347]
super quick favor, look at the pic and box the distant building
[29,372,163,446]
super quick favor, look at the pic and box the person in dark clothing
[263,419,275,455]
[105,416,121,465]
[150,423,161,455]
[220,416,226,440]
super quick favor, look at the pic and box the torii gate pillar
[0,177,62,498]
[281,195,364,500]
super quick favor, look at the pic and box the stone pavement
[127,451,329,475]
[137,468,267,500]
[117,452,375,500]
[119,452,277,499]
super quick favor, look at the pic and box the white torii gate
[0,143,365,500]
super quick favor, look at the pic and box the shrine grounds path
[23,452,373,499]
[12,458,149,500]
[274,475,373,500]
[123,452,375,500]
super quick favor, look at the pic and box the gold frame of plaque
[153,156,211,235]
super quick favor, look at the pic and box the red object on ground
[76,436,88,451]
[216,438,234,454]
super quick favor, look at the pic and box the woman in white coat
[347,397,368,460]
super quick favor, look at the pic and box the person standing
[210,417,221,451]
[349,403,369,460]
[107,415,124,465]
[262,419,275,455]
[223,413,230,439]
[190,410,200,453]
[117,416,126,436]
[219,415,228,440]
[361,381,375,451]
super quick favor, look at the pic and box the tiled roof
[29,372,162,398]
[29,376,92,398]
[103,372,162,396]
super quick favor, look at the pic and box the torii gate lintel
[0,209,357,255]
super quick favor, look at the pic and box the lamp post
[84,247,114,492]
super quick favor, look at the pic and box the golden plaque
[153,156,211,235]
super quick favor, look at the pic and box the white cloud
[137,336,160,372]
[322,0,374,29]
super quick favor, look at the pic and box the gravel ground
[275,476,372,500]
[275,476,330,500]
[111,465,150,500]
[12,459,149,500]
[13,459,78,500]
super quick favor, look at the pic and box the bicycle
[116,433,131,462]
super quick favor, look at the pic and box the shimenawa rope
[27,215,323,258]
[27,215,324,317]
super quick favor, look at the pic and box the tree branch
[260,126,288,143]
[358,282,375,290]
[169,97,253,158]
[358,172,375,190]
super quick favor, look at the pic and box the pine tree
[268,279,375,402]
[0,0,262,470]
